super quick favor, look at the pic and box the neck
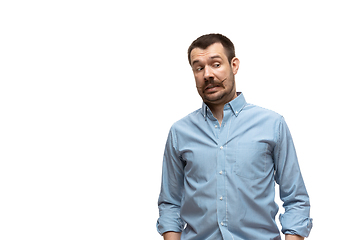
[208,104,225,126]
[206,91,237,126]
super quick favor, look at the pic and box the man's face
[190,43,240,106]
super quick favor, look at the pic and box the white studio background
[0,0,359,239]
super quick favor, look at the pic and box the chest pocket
[234,142,270,180]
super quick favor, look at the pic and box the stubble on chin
[203,91,227,103]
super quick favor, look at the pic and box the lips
[204,85,220,92]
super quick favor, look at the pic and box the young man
[157,34,312,240]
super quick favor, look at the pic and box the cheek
[194,76,204,87]
[223,75,235,88]
[214,69,228,80]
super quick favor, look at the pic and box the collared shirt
[157,93,312,240]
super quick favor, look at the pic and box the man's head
[188,34,240,107]
[188,34,235,65]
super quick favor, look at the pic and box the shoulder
[242,103,285,133]
[170,108,203,132]
[243,103,283,121]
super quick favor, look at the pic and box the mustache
[196,78,227,90]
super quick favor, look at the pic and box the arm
[163,231,181,240]
[285,234,304,240]
[156,127,186,235]
[274,117,313,238]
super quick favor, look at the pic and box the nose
[204,65,214,81]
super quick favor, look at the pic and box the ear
[231,57,240,75]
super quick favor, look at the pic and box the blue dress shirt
[157,93,312,240]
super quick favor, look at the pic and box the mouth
[204,85,221,92]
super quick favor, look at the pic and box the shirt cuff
[156,215,185,235]
[280,213,313,237]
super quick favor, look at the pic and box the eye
[213,63,220,68]
[196,66,203,72]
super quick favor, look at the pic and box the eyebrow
[192,55,223,66]
[192,60,200,66]
[210,55,222,60]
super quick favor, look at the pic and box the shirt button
[220,146,223,150]
[219,196,223,200]
[214,125,218,128]
[221,222,224,226]
[219,171,223,175]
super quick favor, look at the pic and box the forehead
[190,43,227,64]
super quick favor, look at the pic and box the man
[157,34,312,240]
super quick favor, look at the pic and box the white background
[1,0,359,239]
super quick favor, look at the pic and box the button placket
[216,108,233,231]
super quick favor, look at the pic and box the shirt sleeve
[156,127,186,235]
[274,117,313,237]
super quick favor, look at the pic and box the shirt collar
[201,92,247,119]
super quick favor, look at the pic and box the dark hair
[187,33,235,65]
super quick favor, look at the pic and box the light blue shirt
[157,93,312,240]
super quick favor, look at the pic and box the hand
[163,231,181,240]
[285,234,304,240]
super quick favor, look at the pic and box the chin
[203,91,226,103]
